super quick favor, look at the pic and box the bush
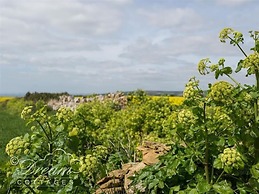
[131,29,259,193]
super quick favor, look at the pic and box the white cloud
[119,33,243,67]
[0,0,123,36]
[0,0,258,95]
[216,0,255,6]
[138,8,202,30]
[103,0,132,5]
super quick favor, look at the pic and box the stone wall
[47,92,127,110]
[95,141,170,194]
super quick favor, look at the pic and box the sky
[0,0,258,95]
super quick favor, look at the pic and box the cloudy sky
[0,0,258,95]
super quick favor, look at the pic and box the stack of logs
[95,141,170,194]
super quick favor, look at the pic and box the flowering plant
[131,28,259,193]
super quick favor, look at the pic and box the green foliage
[130,28,259,193]
[1,93,177,193]
[24,91,69,102]
[4,98,33,115]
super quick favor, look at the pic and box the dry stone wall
[95,141,170,194]
[47,92,127,110]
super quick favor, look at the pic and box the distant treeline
[24,92,69,102]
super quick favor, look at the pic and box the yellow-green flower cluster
[68,127,79,137]
[219,28,234,43]
[32,106,48,122]
[198,58,209,75]
[219,28,243,45]
[163,112,178,130]
[21,106,33,120]
[197,58,220,75]
[56,107,73,122]
[209,64,219,72]
[79,154,98,176]
[214,107,231,122]
[243,93,253,102]
[94,118,102,126]
[93,145,108,159]
[183,78,202,100]
[207,81,234,104]
[242,53,259,75]
[178,109,196,126]
[220,148,244,169]
[5,136,30,157]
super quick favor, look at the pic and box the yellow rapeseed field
[0,96,15,103]
[151,96,184,105]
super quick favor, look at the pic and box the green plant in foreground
[130,29,259,193]
[3,104,99,193]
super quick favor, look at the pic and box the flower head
[207,81,234,104]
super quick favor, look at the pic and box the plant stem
[47,122,53,140]
[36,120,50,141]
[210,166,214,184]
[226,74,244,89]
[227,36,247,57]
[203,103,210,184]
[47,122,53,155]
[215,170,224,184]
[255,70,259,123]
[254,70,259,161]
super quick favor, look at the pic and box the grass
[0,106,29,166]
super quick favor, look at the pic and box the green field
[0,101,29,165]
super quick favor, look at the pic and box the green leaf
[237,182,248,194]
[215,69,220,79]
[250,91,259,99]
[170,185,180,192]
[55,125,64,132]
[158,180,164,189]
[23,133,30,141]
[138,171,151,180]
[224,166,232,173]
[221,67,233,75]
[213,157,223,169]
[151,189,157,194]
[186,158,197,174]
[189,188,199,194]
[213,180,233,194]
[235,60,243,73]
[249,178,259,190]
[57,180,73,193]
[216,137,225,147]
[250,163,259,179]
[197,179,211,192]
[227,137,235,146]
[148,178,159,189]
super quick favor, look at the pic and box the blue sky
[0,0,258,95]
